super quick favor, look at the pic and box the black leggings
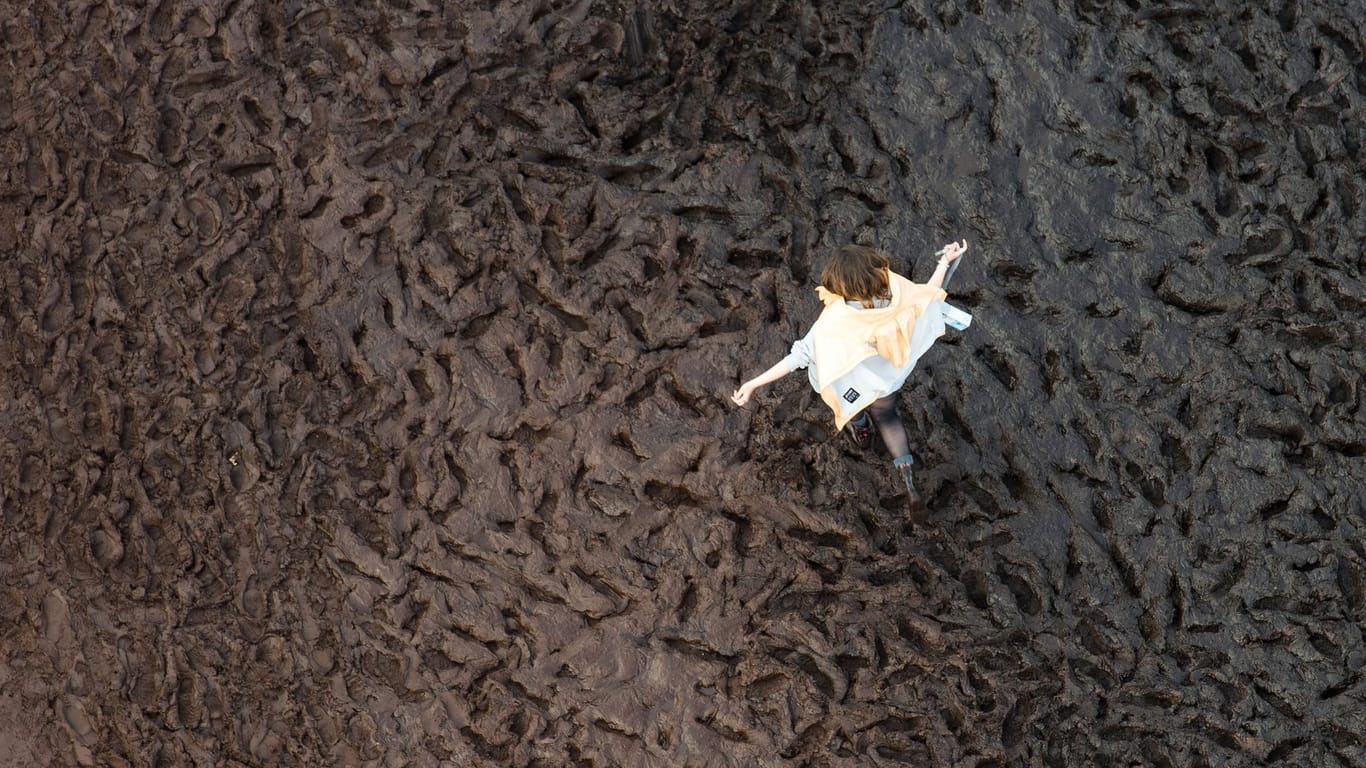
[865,394,911,461]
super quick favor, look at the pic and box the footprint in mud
[175,195,223,245]
[89,526,124,569]
[81,83,124,140]
[58,696,96,748]
[40,588,72,646]
[157,107,184,162]
[174,672,204,730]
[340,193,391,231]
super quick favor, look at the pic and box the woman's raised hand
[937,239,968,262]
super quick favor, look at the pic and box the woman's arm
[925,239,968,290]
[731,360,794,406]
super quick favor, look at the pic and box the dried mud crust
[2,1,1364,766]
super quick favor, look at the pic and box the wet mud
[3,0,1365,765]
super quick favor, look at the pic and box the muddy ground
[2,0,1364,766]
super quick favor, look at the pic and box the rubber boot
[844,412,874,450]
[893,455,917,501]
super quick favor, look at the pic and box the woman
[730,240,967,499]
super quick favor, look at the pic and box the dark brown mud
[2,1,1364,766]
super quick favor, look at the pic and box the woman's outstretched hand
[731,363,793,407]
[731,382,757,406]
[938,239,968,263]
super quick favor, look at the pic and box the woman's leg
[869,394,918,498]
[867,395,911,460]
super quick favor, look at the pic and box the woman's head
[820,245,890,307]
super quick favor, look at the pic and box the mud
[3,0,1365,766]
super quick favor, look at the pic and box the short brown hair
[820,245,890,308]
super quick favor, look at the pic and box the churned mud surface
[3,1,1365,765]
